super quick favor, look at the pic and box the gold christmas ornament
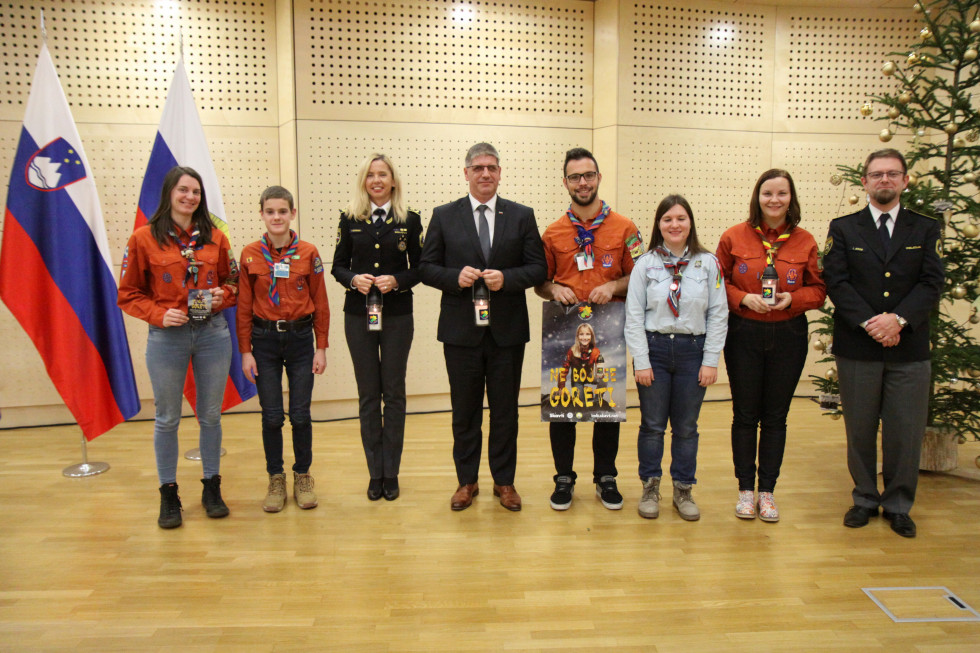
[898,91,914,105]
[887,106,901,119]
[814,340,827,352]
[954,136,967,148]
[881,61,897,75]
[830,173,843,186]
[965,172,977,183]
[965,49,978,63]
[907,51,921,65]
[945,122,959,135]
[849,195,860,205]
[961,223,979,238]
[970,313,980,324]
[971,369,980,378]
[825,368,838,381]
[879,128,893,142]
[951,285,968,299]
[830,412,842,421]
[920,27,932,41]
[912,2,922,12]
[971,18,980,33]
[860,102,873,116]
[908,174,919,186]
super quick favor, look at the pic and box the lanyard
[170,227,202,287]
[260,230,299,306]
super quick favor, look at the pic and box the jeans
[724,314,808,492]
[146,315,232,484]
[636,332,706,484]
[251,322,315,475]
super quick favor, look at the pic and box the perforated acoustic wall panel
[297,120,586,404]
[294,0,593,128]
[774,7,920,132]
[625,1,775,131]
[0,0,278,126]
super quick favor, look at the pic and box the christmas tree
[812,0,980,447]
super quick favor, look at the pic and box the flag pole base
[63,462,110,477]
[184,448,227,461]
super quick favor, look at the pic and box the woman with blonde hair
[331,154,423,501]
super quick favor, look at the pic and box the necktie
[878,213,891,250]
[478,204,491,260]
[373,208,385,224]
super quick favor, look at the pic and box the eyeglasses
[565,171,598,184]
[866,171,905,181]
[467,164,500,174]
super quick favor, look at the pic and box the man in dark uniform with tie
[823,148,944,538]
[419,142,547,512]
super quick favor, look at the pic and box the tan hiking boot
[638,477,661,519]
[672,481,700,521]
[263,473,286,513]
[293,472,318,509]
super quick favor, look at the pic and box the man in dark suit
[823,148,944,538]
[419,142,547,512]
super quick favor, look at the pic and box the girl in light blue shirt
[625,195,728,521]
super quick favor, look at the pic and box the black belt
[254,314,314,332]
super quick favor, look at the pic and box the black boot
[158,483,183,529]
[201,475,230,518]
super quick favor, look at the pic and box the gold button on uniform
[883,291,890,297]
[374,263,380,268]
[885,272,891,277]
[375,244,380,249]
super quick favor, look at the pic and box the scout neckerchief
[656,245,689,317]
[567,200,611,267]
[753,224,792,265]
[170,226,202,287]
[260,230,299,306]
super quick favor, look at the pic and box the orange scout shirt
[237,239,330,352]
[541,209,644,302]
[715,221,826,322]
[118,224,238,327]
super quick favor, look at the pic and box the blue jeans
[251,323,315,475]
[146,315,232,484]
[636,332,706,484]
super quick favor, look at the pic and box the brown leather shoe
[493,484,522,511]
[451,483,479,511]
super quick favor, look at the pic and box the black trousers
[444,334,525,486]
[344,312,414,479]
[549,421,620,483]
[723,313,808,492]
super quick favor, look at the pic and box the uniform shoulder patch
[824,236,833,253]
[313,256,323,274]
[626,230,644,261]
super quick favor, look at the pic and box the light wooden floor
[1,399,978,652]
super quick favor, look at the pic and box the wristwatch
[895,315,908,328]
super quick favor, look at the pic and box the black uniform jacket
[331,210,423,316]
[823,205,943,362]
[419,196,547,348]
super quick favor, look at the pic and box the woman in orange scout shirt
[716,169,826,522]
[118,166,238,529]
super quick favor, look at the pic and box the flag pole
[63,433,110,477]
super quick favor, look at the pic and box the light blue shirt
[625,249,728,370]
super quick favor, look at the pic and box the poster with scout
[540,301,627,422]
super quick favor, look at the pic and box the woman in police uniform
[331,153,423,501]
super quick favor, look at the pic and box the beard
[870,187,899,205]
[570,187,598,206]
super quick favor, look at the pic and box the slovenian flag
[134,57,255,411]
[0,43,140,440]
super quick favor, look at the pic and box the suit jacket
[823,205,943,362]
[419,196,547,347]
[331,210,423,316]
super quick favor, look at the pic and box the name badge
[188,289,213,322]
[575,252,593,271]
[274,262,290,279]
